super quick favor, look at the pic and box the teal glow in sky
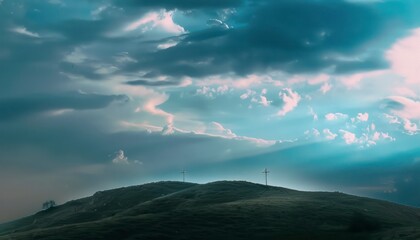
[0,0,419,223]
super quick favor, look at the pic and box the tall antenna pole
[262,168,269,186]
[181,169,186,182]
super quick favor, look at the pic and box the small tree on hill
[42,200,56,210]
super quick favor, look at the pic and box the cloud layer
[0,0,420,223]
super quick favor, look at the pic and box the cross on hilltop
[180,169,187,182]
[262,168,270,186]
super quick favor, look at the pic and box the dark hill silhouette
[1,181,420,240]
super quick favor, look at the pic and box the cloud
[10,27,40,38]
[323,129,338,140]
[277,88,301,116]
[357,113,369,122]
[339,70,387,89]
[209,122,237,138]
[125,10,185,34]
[338,127,395,146]
[53,19,111,43]
[196,85,230,98]
[305,128,321,138]
[319,82,332,94]
[384,114,401,124]
[384,96,420,120]
[372,131,395,142]
[1,0,420,223]
[126,79,180,87]
[113,0,243,10]
[308,74,330,85]
[387,28,420,85]
[207,19,230,29]
[205,122,276,147]
[240,89,256,100]
[157,40,179,49]
[325,113,348,121]
[161,123,175,135]
[232,75,264,89]
[259,96,271,107]
[137,93,174,124]
[403,119,419,135]
[308,107,318,121]
[64,48,88,64]
[112,150,129,164]
[339,129,357,144]
[121,0,398,79]
[114,52,138,64]
[392,87,417,98]
[0,92,128,121]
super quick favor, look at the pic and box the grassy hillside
[1,181,420,240]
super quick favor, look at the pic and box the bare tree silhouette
[42,200,56,210]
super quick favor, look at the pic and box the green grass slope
[1,181,420,240]
[0,181,197,235]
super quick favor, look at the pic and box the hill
[1,181,420,240]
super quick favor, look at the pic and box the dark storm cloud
[113,0,243,10]
[125,79,180,86]
[118,0,396,78]
[2,0,419,86]
[53,19,112,43]
[0,92,128,121]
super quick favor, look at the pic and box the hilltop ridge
[1,181,420,240]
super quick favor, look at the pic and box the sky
[0,0,419,223]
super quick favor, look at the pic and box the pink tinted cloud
[387,28,420,85]
[339,130,357,144]
[386,96,420,120]
[325,112,348,121]
[277,88,301,116]
[319,82,332,94]
[125,10,185,34]
[340,70,387,89]
[357,113,369,122]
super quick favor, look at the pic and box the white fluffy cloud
[112,150,129,164]
[196,85,230,98]
[325,113,348,121]
[372,132,395,142]
[277,88,301,116]
[112,150,142,165]
[206,122,276,147]
[339,128,395,146]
